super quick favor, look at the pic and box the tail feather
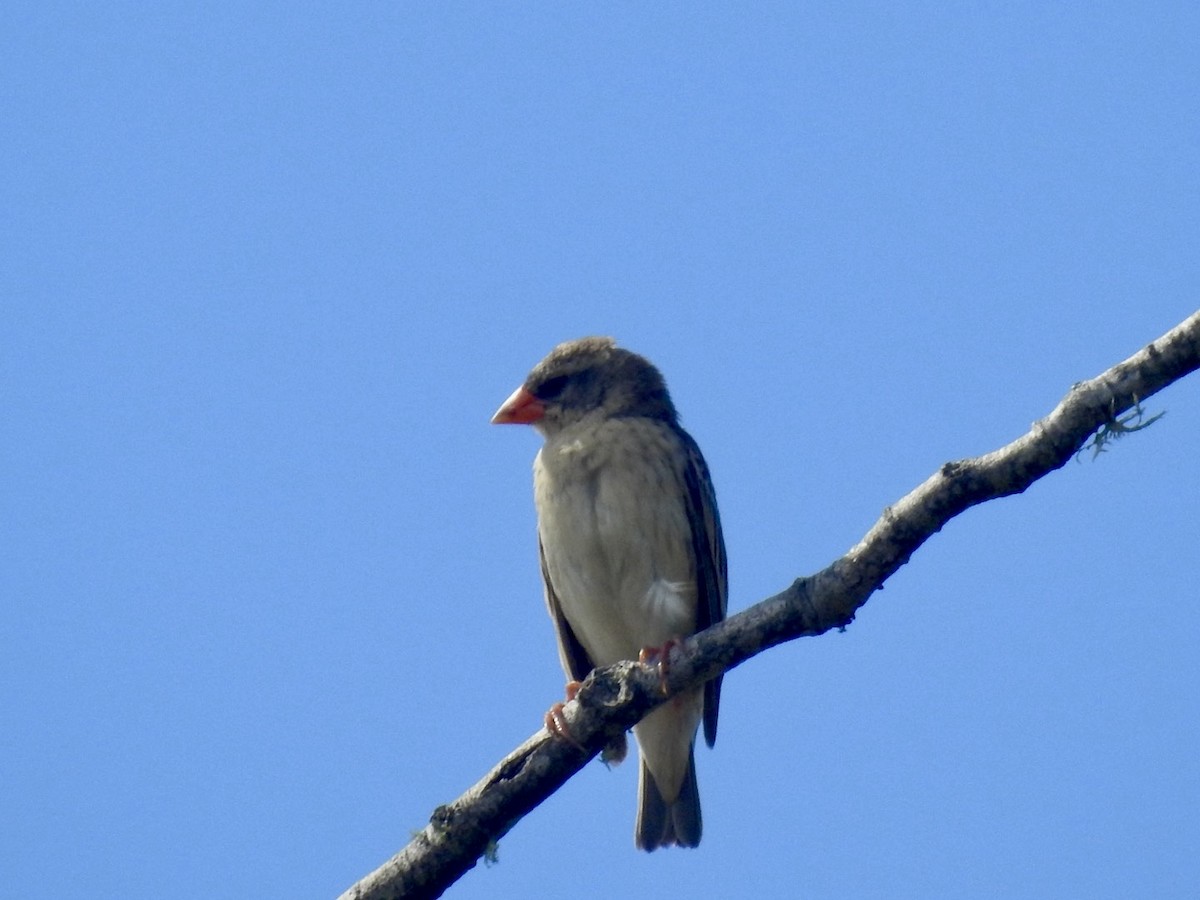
[635,749,701,850]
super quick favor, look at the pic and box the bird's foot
[544,681,585,749]
[639,638,681,697]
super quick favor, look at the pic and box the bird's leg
[544,680,586,749]
[639,638,681,697]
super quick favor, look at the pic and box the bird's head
[491,336,678,436]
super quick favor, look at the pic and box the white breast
[535,417,698,666]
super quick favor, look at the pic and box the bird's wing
[679,428,728,748]
[539,534,596,683]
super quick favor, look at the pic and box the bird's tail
[634,747,701,850]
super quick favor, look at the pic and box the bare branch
[339,309,1200,900]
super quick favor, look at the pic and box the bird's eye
[537,374,570,400]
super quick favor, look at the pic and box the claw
[638,638,680,696]
[544,681,586,749]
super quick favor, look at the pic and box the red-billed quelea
[491,336,727,851]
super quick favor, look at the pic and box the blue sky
[3,4,1198,898]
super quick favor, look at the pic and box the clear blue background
[4,4,1198,898]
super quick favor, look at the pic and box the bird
[491,336,727,850]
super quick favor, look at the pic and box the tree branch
[339,310,1200,900]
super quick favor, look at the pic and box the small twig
[1077,395,1167,460]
